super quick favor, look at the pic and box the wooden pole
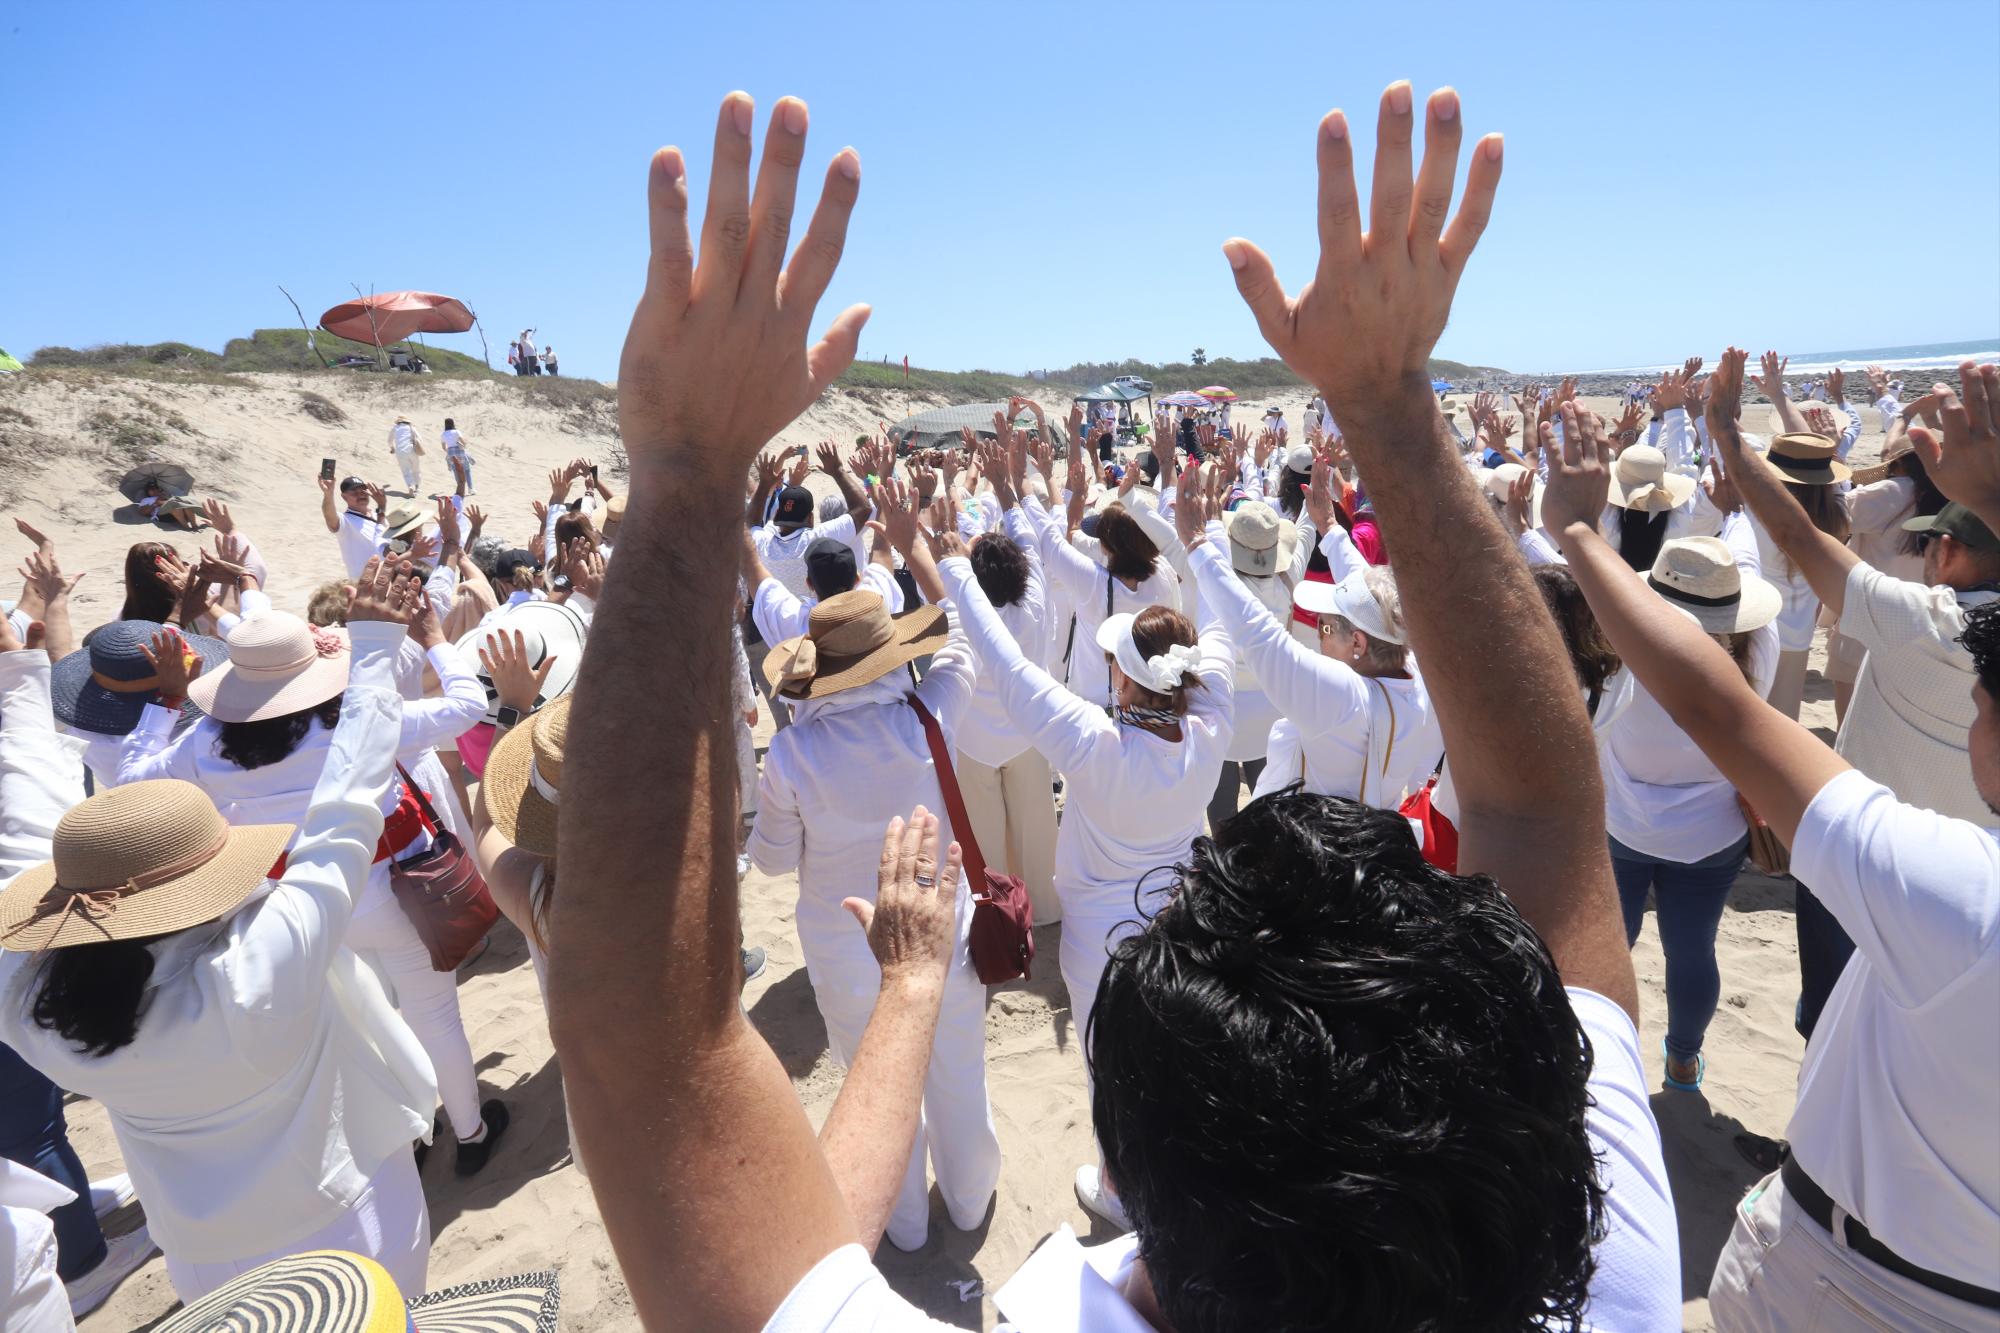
[352,283,386,369]
[278,285,330,367]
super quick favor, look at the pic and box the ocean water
[1568,338,1999,378]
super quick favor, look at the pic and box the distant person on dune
[542,346,558,377]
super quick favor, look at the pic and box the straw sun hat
[187,611,351,724]
[1607,445,1697,513]
[0,780,293,953]
[763,589,947,700]
[1646,536,1782,635]
[154,1249,562,1333]
[481,695,569,857]
[1224,500,1297,577]
[1765,432,1852,486]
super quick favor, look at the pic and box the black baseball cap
[1903,502,2000,553]
[804,537,858,598]
[493,548,541,579]
[339,476,369,493]
[774,485,815,528]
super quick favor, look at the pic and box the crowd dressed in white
[0,83,1995,1333]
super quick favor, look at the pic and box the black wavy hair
[969,531,1030,608]
[1089,790,1606,1333]
[1961,599,2000,698]
[216,696,343,769]
[32,937,160,1056]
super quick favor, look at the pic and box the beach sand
[0,368,1869,1330]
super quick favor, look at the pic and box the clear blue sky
[5,0,1996,380]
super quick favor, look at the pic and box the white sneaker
[66,1224,157,1318]
[1073,1164,1132,1231]
[88,1173,135,1220]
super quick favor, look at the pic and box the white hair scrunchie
[1142,643,1201,692]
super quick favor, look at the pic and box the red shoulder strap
[907,696,987,885]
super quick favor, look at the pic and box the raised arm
[1757,350,1808,436]
[816,440,871,526]
[1910,361,2000,534]
[318,474,342,534]
[548,94,876,1331]
[0,620,80,883]
[1224,83,1634,1017]
[1544,389,1847,845]
[1707,347,1860,615]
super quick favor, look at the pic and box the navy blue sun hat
[51,620,229,736]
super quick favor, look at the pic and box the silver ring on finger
[913,871,937,887]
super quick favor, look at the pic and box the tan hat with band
[1607,445,1697,513]
[1766,432,1853,486]
[763,589,947,700]
[1224,500,1297,577]
[187,612,352,723]
[0,780,293,953]
[480,695,570,857]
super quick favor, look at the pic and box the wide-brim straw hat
[153,1250,561,1333]
[763,589,947,700]
[187,612,351,724]
[481,695,569,857]
[454,600,589,725]
[1766,432,1853,486]
[1851,431,1914,485]
[1607,445,1697,513]
[51,620,228,737]
[381,501,430,541]
[1647,535,1782,634]
[0,779,293,953]
[1225,501,1297,577]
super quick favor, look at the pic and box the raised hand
[464,503,486,539]
[199,498,235,534]
[814,440,843,476]
[1305,450,1338,533]
[365,482,388,515]
[1758,350,1789,401]
[532,498,550,527]
[138,627,201,698]
[787,450,812,486]
[873,476,922,556]
[1909,362,2000,529]
[434,498,462,553]
[346,556,420,624]
[1865,364,1889,399]
[1826,366,1846,405]
[1705,346,1750,441]
[1066,401,1085,451]
[1173,463,1212,548]
[1539,404,1615,533]
[1219,86,1499,419]
[1703,441,1742,515]
[479,626,557,713]
[405,527,441,567]
[1611,398,1645,446]
[1681,355,1704,382]
[17,548,81,603]
[1555,375,1579,407]
[1503,467,1536,535]
[569,542,609,600]
[615,94,865,487]
[755,450,784,488]
[1653,368,1687,412]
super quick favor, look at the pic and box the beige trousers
[1710,1171,1999,1331]
[956,746,1061,925]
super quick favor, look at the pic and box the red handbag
[389,764,500,971]
[1400,778,1460,874]
[909,697,1035,984]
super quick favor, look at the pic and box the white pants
[957,747,1059,925]
[394,449,421,493]
[1057,881,1163,1078]
[800,917,1000,1251]
[1710,1171,2000,1331]
[165,1150,429,1303]
[4,1211,71,1333]
[345,880,483,1141]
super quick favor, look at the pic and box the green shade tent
[1072,381,1151,404]
[887,401,1052,454]
[0,347,22,374]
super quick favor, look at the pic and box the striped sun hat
[154,1251,561,1333]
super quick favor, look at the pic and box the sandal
[1662,1041,1705,1092]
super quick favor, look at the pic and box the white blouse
[0,626,436,1265]
[1021,496,1180,709]
[950,508,1054,768]
[939,555,1233,905]
[1188,525,1442,810]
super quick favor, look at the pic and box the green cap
[1902,502,2000,553]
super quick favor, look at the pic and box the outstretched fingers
[1408,87,1462,250]
[645,148,694,312]
[1222,238,1294,352]
[781,150,862,327]
[1439,134,1503,280]
[695,92,756,303]
[1367,81,1416,246]
[1314,109,1361,272]
[805,302,872,399]
[742,96,810,296]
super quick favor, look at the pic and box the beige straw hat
[1224,500,1297,577]
[1766,432,1852,486]
[0,780,293,953]
[155,1249,561,1333]
[380,501,430,542]
[1646,536,1782,634]
[187,612,352,723]
[1607,445,1697,513]
[763,589,947,700]
[480,695,569,857]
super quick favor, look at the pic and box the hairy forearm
[747,475,777,525]
[830,465,869,522]
[817,975,945,1252]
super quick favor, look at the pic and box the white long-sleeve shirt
[1188,525,1441,809]
[948,508,1053,767]
[1022,496,1180,708]
[940,555,1233,908]
[750,564,906,647]
[748,613,976,963]
[388,422,418,455]
[0,625,436,1266]
[1875,392,1900,437]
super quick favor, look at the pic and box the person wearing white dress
[936,492,1234,1229]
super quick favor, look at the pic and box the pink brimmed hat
[186,612,352,723]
